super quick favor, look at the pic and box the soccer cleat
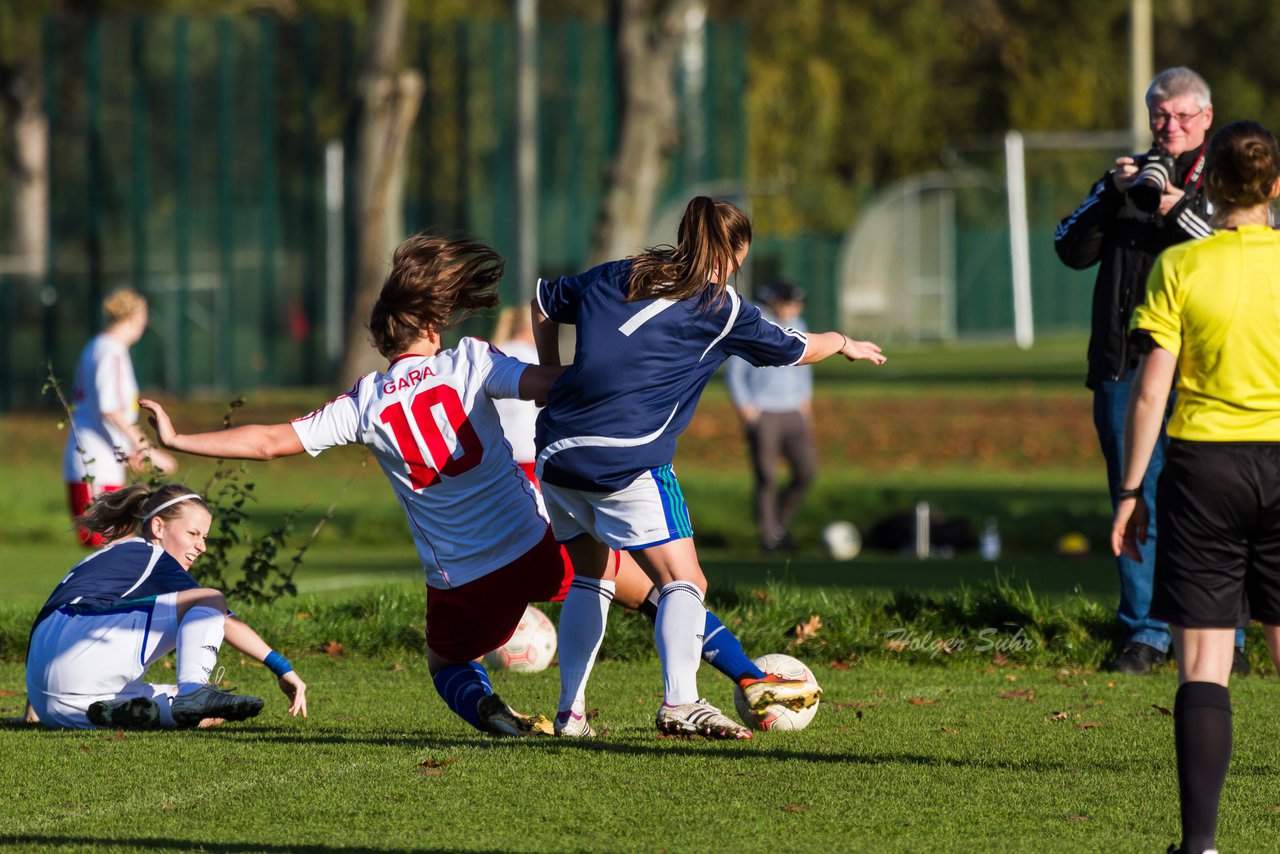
[554,709,595,738]
[170,685,265,729]
[477,693,553,737]
[87,696,160,729]
[738,673,823,712]
[656,699,752,740]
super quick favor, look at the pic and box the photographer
[1055,67,1243,676]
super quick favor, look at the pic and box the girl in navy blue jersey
[533,196,885,738]
[25,483,307,729]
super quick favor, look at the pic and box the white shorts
[540,465,694,550]
[26,592,182,729]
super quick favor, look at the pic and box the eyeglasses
[1150,108,1205,127]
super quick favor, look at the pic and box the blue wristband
[263,650,293,677]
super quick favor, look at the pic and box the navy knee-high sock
[639,587,765,682]
[432,662,493,732]
[1174,681,1232,854]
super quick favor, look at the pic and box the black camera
[1128,148,1176,212]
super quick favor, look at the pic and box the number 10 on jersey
[379,385,483,490]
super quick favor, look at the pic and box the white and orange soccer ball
[733,653,821,731]
[483,605,557,674]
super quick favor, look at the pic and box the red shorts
[67,482,121,548]
[425,527,574,662]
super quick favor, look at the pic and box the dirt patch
[682,393,1098,472]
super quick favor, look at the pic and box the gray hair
[1146,67,1211,109]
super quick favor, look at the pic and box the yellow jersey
[1132,223,1280,441]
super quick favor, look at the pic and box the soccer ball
[483,605,557,674]
[733,653,821,731]
[822,520,861,561]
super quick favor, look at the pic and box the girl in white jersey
[533,196,885,739]
[142,236,592,736]
[63,288,177,546]
[144,235,819,738]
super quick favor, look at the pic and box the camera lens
[1130,155,1173,212]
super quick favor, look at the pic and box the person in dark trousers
[1055,66,1245,675]
[1112,119,1280,854]
[724,282,818,553]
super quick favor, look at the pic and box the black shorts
[1152,440,1280,628]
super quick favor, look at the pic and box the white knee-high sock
[556,577,615,715]
[176,606,225,695]
[655,581,706,706]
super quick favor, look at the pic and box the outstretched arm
[140,398,305,461]
[223,616,308,718]
[798,331,886,366]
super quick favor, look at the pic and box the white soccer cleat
[656,699,752,740]
[554,709,596,738]
[738,673,823,713]
[477,693,553,737]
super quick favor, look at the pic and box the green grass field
[3,658,1280,852]
[4,334,1273,851]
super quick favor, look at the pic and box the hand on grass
[279,672,308,718]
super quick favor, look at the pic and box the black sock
[1174,681,1232,854]
[637,586,659,622]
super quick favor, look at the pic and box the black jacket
[1053,145,1212,388]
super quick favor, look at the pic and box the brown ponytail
[1205,120,1280,211]
[368,234,506,360]
[627,196,752,307]
[75,483,210,543]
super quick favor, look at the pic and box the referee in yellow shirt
[1112,119,1280,854]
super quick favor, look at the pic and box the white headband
[143,494,203,522]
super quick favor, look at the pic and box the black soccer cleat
[87,696,160,729]
[170,685,265,728]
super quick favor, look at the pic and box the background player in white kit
[63,288,177,546]
[26,483,307,729]
[142,235,588,737]
[534,196,885,739]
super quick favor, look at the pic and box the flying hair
[627,196,752,308]
[369,234,506,359]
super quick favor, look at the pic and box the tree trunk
[338,0,424,384]
[2,58,48,278]
[587,0,700,267]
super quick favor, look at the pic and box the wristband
[838,333,849,353]
[263,650,293,677]
[1116,487,1142,500]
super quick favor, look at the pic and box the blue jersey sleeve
[721,299,808,367]
[537,260,629,325]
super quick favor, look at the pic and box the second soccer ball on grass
[483,605,557,673]
[822,520,861,560]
